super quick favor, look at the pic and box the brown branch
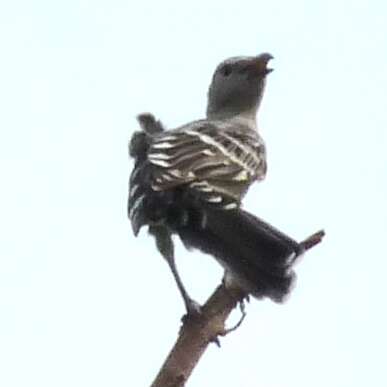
[150,230,325,387]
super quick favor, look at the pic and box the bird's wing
[148,121,267,208]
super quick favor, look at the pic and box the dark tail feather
[177,208,303,302]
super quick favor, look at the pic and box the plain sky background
[1,1,386,386]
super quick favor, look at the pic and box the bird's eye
[220,64,232,77]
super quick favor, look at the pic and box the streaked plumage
[147,118,266,206]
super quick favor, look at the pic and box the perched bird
[128,54,303,315]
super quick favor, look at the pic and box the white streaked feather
[190,181,213,192]
[161,173,174,181]
[168,169,183,178]
[148,159,172,167]
[223,202,238,210]
[233,170,249,181]
[150,149,200,168]
[202,149,216,156]
[129,183,140,198]
[197,186,213,193]
[154,135,177,142]
[148,152,172,160]
[151,183,163,191]
[151,141,175,149]
[206,195,223,203]
[128,194,145,219]
[130,166,140,183]
[190,181,209,188]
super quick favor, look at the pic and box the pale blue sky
[1,1,386,386]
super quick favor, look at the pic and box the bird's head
[206,53,273,120]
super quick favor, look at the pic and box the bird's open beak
[254,53,274,75]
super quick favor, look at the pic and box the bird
[128,53,304,316]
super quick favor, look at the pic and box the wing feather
[148,121,266,208]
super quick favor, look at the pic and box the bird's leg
[148,225,202,317]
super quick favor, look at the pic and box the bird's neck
[206,108,258,130]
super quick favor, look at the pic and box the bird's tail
[176,207,303,302]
